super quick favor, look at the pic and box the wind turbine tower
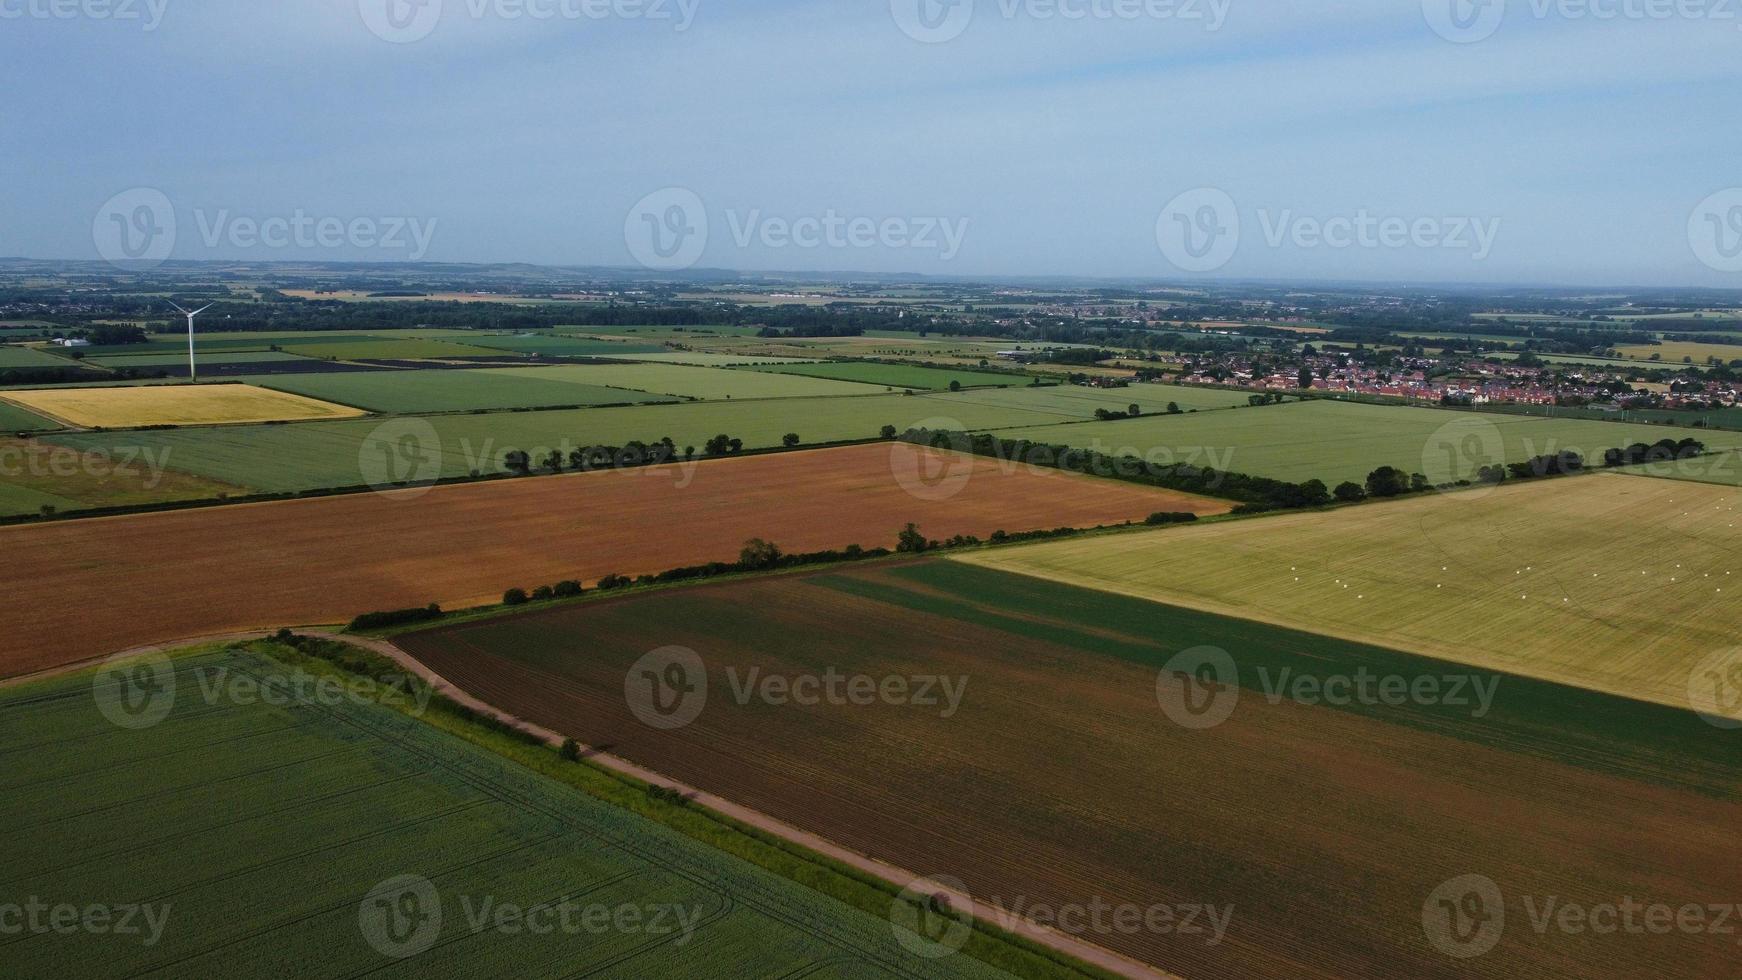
[167,302,213,381]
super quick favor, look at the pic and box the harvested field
[0,382,366,428]
[957,473,1742,715]
[0,444,1224,676]
[0,646,1013,979]
[396,560,1742,980]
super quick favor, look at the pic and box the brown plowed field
[398,561,1742,980]
[0,444,1226,676]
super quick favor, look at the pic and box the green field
[86,351,318,369]
[38,390,1075,497]
[743,361,1019,390]
[249,369,677,414]
[0,646,1016,978]
[489,363,882,401]
[0,346,78,369]
[461,334,667,357]
[996,398,1742,486]
[0,401,57,431]
[939,383,1265,419]
[593,351,826,366]
[282,338,500,361]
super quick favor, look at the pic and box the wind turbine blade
[167,301,190,315]
[191,305,214,316]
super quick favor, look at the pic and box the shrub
[503,588,530,606]
[348,604,443,631]
[553,580,583,598]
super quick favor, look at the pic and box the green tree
[739,538,783,570]
[503,588,529,606]
[949,380,963,392]
[1333,482,1367,503]
[880,425,899,439]
[782,433,801,447]
[1365,466,1410,498]
[504,450,531,475]
[896,523,929,554]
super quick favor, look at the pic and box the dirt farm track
[0,444,1227,677]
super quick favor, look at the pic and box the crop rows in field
[397,559,1742,980]
[0,648,1014,978]
[0,443,1218,674]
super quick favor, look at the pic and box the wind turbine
[167,302,213,382]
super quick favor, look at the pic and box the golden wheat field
[0,383,366,428]
[956,473,1742,717]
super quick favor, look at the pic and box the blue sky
[3,0,1741,285]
